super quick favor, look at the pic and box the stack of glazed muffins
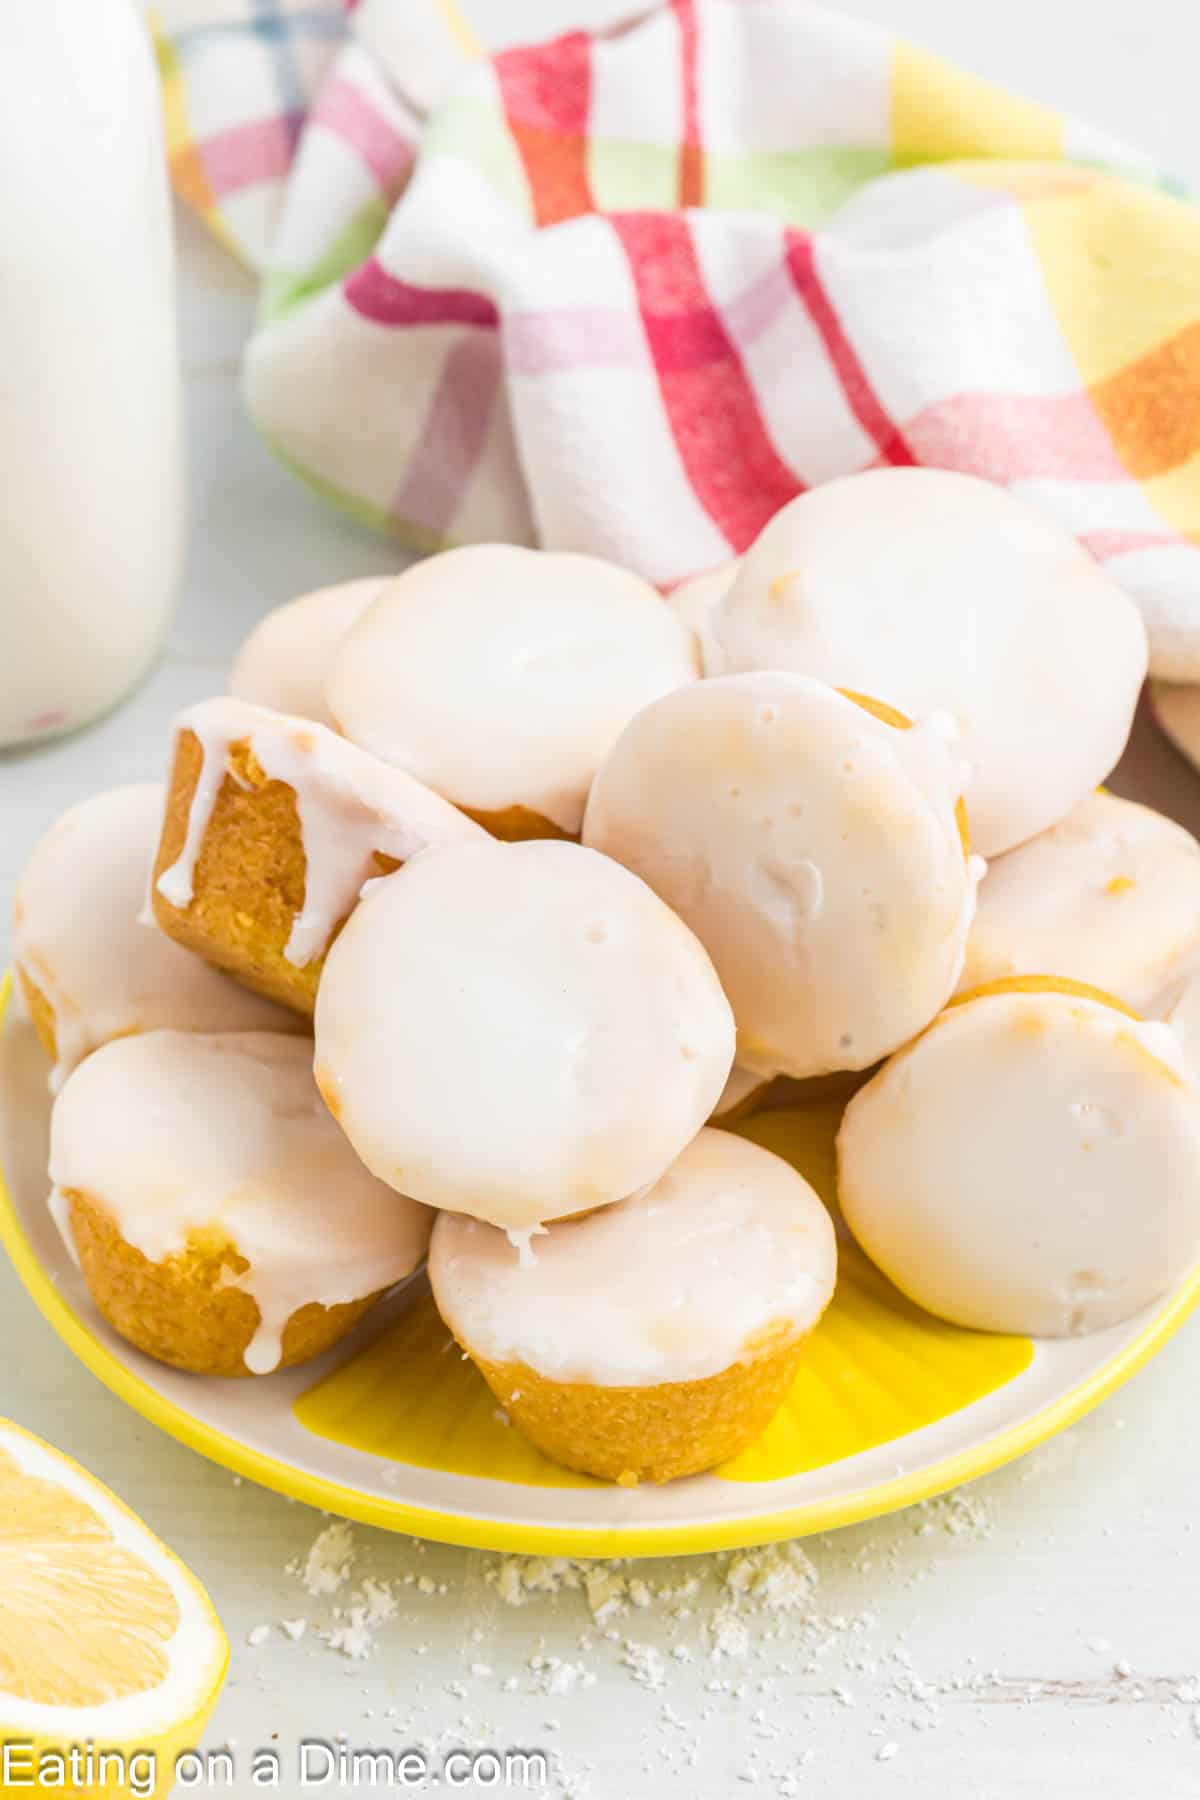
[16,468,1200,1486]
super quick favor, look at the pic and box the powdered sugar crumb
[292,1520,357,1597]
[622,1642,668,1689]
[268,1479,1194,1790]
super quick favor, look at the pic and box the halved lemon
[0,1419,228,1798]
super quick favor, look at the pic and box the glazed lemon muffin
[228,576,388,726]
[14,783,298,1090]
[314,838,735,1240]
[959,790,1200,1011]
[666,561,738,675]
[584,673,981,1081]
[151,696,487,1014]
[837,978,1200,1336]
[49,1030,432,1377]
[326,543,698,840]
[429,1127,837,1483]
[711,469,1147,855]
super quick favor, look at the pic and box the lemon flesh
[0,1419,228,1797]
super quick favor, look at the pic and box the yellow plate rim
[4,971,1199,1557]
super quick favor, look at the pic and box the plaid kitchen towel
[156,0,1200,676]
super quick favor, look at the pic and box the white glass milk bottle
[0,0,185,747]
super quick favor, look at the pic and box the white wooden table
[3,3,1200,1794]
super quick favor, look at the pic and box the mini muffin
[583,673,980,1081]
[314,838,735,1238]
[711,469,1147,856]
[960,790,1200,1011]
[666,561,739,675]
[326,543,698,840]
[1151,681,1200,774]
[49,1031,432,1377]
[838,978,1200,1336]
[151,696,487,1015]
[14,783,298,1090]
[429,1127,836,1483]
[228,576,388,726]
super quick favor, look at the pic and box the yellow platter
[3,968,1198,1557]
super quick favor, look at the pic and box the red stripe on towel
[673,0,704,207]
[614,211,801,551]
[495,33,594,225]
[345,258,499,328]
[785,232,915,465]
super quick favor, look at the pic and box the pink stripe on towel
[1081,528,1190,560]
[506,305,647,375]
[312,77,416,192]
[391,333,504,535]
[902,390,1128,485]
[202,112,303,199]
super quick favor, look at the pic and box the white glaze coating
[155,696,487,966]
[327,544,699,834]
[837,989,1200,1337]
[960,791,1200,1010]
[314,838,736,1232]
[14,784,297,1090]
[712,469,1148,856]
[583,673,981,1080]
[47,1188,80,1271]
[666,562,738,676]
[429,1127,836,1386]
[1151,681,1200,775]
[228,577,387,727]
[49,1030,432,1374]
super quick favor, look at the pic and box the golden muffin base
[17,965,59,1065]
[151,729,399,1017]
[17,963,194,1079]
[66,1190,380,1378]
[949,972,1141,1020]
[841,688,971,858]
[467,1325,811,1484]
[464,802,575,843]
